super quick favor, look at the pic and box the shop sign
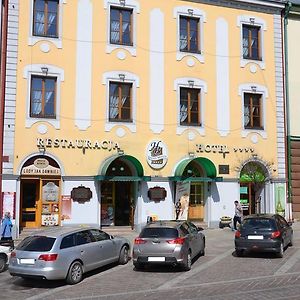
[37,138,121,152]
[21,158,61,175]
[42,214,59,226]
[71,186,92,203]
[146,140,168,170]
[148,186,167,201]
[42,182,59,202]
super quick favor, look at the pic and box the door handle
[80,250,84,255]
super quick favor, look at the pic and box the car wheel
[277,242,284,258]
[0,255,7,273]
[289,234,294,247]
[66,261,83,285]
[118,245,129,265]
[182,251,192,271]
[235,249,243,257]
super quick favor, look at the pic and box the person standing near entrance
[1,212,13,241]
[233,201,243,231]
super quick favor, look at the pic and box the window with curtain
[109,82,132,122]
[242,25,261,60]
[30,76,56,118]
[244,93,262,129]
[179,16,200,53]
[110,7,133,46]
[180,87,201,126]
[33,0,58,38]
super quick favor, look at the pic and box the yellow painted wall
[14,0,280,178]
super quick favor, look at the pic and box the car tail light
[235,230,241,238]
[167,237,185,245]
[134,238,147,244]
[271,231,281,239]
[10,251,16,258]
[38,254,58,261]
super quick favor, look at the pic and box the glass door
[20,179,41,228]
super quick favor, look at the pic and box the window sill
[177,51,204,63]
[28,36,62,49]
[241,129,267,139]
[106,44,136,56]
[105,122,136,133]
[240,58,265,69]
[26,118,60,129]
[176,126,205,136]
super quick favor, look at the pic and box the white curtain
[109,94,127,119]
[111,20,120,43]
[180,34,188,51]
[35,11,45,35]
[180,104,188,123]
[47,13,56,34]
[244,106,250,127]
[32,91,42,115]
[45,90,54,114]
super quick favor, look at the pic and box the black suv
[234,214,293,257]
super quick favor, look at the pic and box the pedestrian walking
[233,200,243,230]
[1,212,13,241]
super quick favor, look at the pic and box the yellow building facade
[3,0,287,233]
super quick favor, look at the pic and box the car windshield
[140,227,178,238]
[16,236,56,252]
[242,218,276,230]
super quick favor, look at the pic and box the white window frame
[104,0,140,57]
[28,0,66,49]
[237,15,266,69]
[173,6,206,63]
[23,64,64,129]
[239,83,268,139]
[102,71,139,132]
[174,77,207,136]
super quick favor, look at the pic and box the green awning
[95,175,150,182]
[98,155,144,177]
[174,157,217,178]
[169,176,223,182]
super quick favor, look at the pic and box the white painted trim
[174,77,207,136]
[28,0,65,48]
[173,6,206,63]
[102,71,139,133]
[238,83,268,139]
[237,15,266,69]
[104,0,140,56]
[23,64,64,129]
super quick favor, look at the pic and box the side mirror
[110,235,114,240]
[288,222,293,227]
[197,226,204,231]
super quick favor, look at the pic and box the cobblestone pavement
[1,222,300,300]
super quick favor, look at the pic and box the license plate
[19,258,35,265]
[148,257,165,262]
[248,235,263,240]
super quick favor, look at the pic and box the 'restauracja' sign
[37,138,121,152]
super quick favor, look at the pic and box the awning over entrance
[175,157,217,177]
[95,155,146,181]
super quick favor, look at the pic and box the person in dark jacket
[1,212,13,241]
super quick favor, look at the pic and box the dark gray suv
[132,220,205,271]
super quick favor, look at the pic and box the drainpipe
[0,0,8,217]
[283,1,292,221]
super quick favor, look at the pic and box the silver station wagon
[9,226,130,284]
[132,220,205,271]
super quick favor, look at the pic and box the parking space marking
[156,248,234,290]
[274,249,300,275]
[25,264,129,300]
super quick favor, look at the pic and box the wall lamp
[188,151,195,158]
[119,0,126,6]
[188,9,194,15]
[118,149,124,155]
[41,67,48,75]
[249,17,255,24]
[188,80,194,88]
[251,85,257,92]
[119,73,125,81]
[38,146,46,155]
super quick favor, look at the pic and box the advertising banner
[275,183,286,217]
[175,181,190,220]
